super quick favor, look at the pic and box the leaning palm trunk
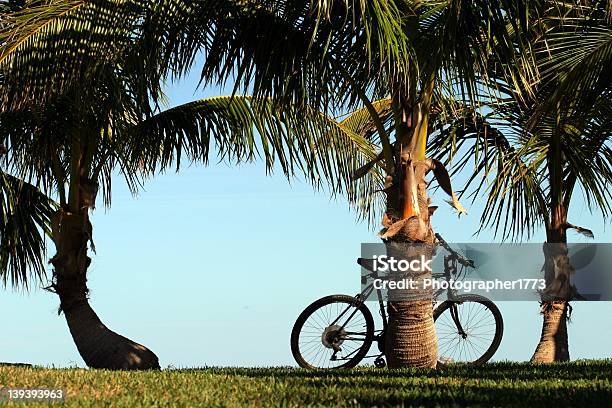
[49,179,159,370]
[382,157,438,368]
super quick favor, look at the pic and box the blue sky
[1,64,611,368]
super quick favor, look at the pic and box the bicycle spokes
[294,299,372,369]
[436,301,499,363]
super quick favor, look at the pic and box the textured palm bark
[50,186,160,370]
[385,299,437,368]
[383,158,437,369]
[531,204,571,363]
[531,301,570,363]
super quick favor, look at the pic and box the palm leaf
[335,98,394,144]
[0,0,157,109]
[0,0,415,113]
[0,171,56,289]
[122,95,376,200]
[428,111,548,240]
[334,99,394,224]
[534,4,611,116]
[190,0,414,110]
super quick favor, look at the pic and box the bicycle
[290,234,504,369]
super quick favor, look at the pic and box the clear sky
[1,63,610,368]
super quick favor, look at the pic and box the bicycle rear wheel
[434,295,503,365]
[291,295,374,369]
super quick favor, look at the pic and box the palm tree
[521,2,611,363]
[0,1,375,369]
[430,1,612,363]
[315,2,531,367]
[0,0,531,369]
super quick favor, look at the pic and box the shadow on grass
[180,360,612,382]
[193,362,612,407]
[319,380,611,407]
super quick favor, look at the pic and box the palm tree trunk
[531,202,571,363]
[49,209,160,370]
[531,301,569,362]
[386,299,437,368]
[63,300,160,369]
[383,158,437,368]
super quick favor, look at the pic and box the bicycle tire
[434,294,503,365]
[291,295,375,369]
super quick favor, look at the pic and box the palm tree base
[62,299,160,370]
[530,301,570,363]
[50,211,159,370]
[385,300,438,368]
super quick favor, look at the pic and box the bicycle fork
[449,303,468,339]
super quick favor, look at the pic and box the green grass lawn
[1,361,611,407]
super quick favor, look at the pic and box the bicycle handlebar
[434,233,475,268]
[356,234,475,272]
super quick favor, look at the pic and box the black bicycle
[291,234,504,369]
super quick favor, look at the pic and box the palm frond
[0,0,415,113]
[334,98,395,225]
[0,0,157,109]
[526,2,611,123]
[191,0,414,110]
[335,98,394,144]
[122,95,376,200]
[0,171,56,289]
[537,23,612,116]
[428,112,547,240]
[560,111,612,217]
[414,0,543,104]
[432,94,611,241]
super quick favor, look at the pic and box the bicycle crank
[374,356,386,368]
[321,325,346,352]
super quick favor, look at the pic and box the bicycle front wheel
[434,295,503,365]
[291,295,374,369]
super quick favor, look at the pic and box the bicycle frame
[352,239,473,350]
[323,237,475,363]
[292,235,502,368]
[357,256,461,322]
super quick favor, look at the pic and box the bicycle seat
[357,258,376,272]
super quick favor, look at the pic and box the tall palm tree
[0,1,376,369]
[528,2,611,361]
[430,1,612,363]
[313,1,532,368]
